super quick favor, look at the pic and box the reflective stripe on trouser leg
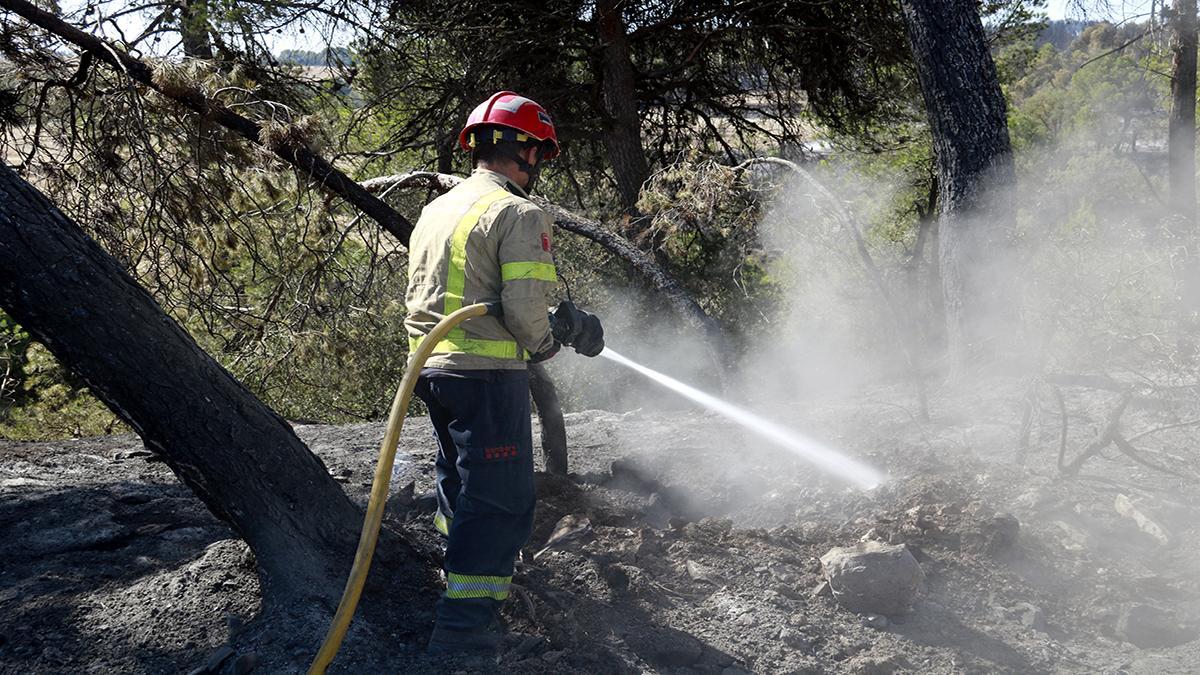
[446,573,511,601]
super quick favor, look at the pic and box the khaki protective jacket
[404,168,557,370]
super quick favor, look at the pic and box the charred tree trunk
[1170,0,1198,224]
[1169,0,1200,312]
[0,163,368,604]
[528,363,568,475]
[899,0,1018,367]
[595,0,650,217]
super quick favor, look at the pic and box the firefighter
[405,91,604,654]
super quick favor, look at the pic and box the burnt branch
[1060,391,1132,477]
[0,0,413,244]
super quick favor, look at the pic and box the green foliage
[999,22,1166,153]
[637,160,782,341]
[994,20,1191,377]
[0,313,122,440]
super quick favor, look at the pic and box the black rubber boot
[426,624,502,656]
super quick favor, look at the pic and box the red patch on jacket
[541,232,551,252]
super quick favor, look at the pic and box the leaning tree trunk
[899,0,1018,368]
[0,163,369,605]
[1169,0,1200,311]
[595,0,651,218]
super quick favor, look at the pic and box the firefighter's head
[459,91,559,190]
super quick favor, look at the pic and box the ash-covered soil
[3,377,1200,674]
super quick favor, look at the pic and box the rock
[779,627,813,650]
[633,528,664,560]
[541,650,565,664]
[412,490,438,512]
[685,559,723,585]
[736,612,756,626]
[811,580,832,598]
[977,513,1020,554]
[330,468,352,483]
[1050,520,1092,552]
[862,614,890,630]
[535,514,592,559]
[819,541,924,616]
[1116,603,1199,649]
[393,481,415,506]
[1006,602,1046,632]
[1114,494,1171,547]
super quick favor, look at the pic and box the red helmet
[458,91,560,159]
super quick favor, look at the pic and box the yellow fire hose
[308,302,498,674]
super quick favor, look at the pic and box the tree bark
[1169,0,1200,312]
[899,0,1018,367]
[0,163,368,604]
[0,0,414,245]
[595,0,651,216]
[1170,0,1198,224]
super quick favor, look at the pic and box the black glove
[548,300,605,357]
[572,313,604,357]
[528,341,561,364]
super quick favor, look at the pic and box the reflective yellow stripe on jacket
[500,261,557,282]
[411,188,525,360]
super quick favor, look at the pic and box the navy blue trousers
[414,368,535,634]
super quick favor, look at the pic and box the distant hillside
[277,47,352,67]
[1038,19,1093,49]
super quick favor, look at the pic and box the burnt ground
[2,375,1200,674]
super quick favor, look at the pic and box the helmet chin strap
[505,146,544,193]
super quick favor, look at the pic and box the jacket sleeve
[496,202,558,357]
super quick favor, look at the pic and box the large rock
[1116,603,1199,649]
[819,541,924,616]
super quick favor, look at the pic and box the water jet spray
[599,347,886,490]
